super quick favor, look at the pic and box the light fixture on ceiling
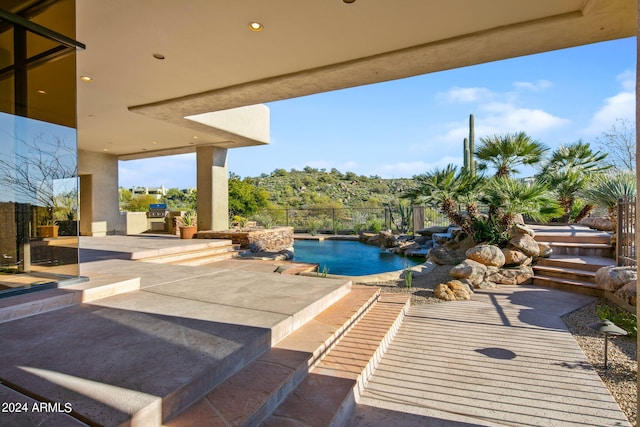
[343,0,356,3]
[152,141,158,145]
[80,75,92,82]
[153,53,165,60]
[249,22,263,32]
[37,89,46,94]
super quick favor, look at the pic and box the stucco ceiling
[75,0,636,159]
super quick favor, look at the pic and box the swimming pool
[293,239,422,276]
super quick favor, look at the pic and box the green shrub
[472,216,509,247]
[595,303,637,338]
[404,267,413,288]
[367,217,384,233]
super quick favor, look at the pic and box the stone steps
[530,225,614,296]
[166,288,411,427]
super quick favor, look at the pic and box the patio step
[533,231,612,245]
[535,255,614,272]
[532,275,601,297]
[138,243,245,265]
[166,288,411,427]
[0,274,140,323]
[532,265,596,284]
[543,242,614,258]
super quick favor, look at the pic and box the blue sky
[119,37,636,189]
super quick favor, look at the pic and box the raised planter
[198,226,293,252]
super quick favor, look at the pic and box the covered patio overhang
[75,0,635,235]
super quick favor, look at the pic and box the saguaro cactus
[469,114,476,175]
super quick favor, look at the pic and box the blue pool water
[293,239,421,276]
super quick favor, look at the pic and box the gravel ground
[563,301,637,426]
[357,267,638,426]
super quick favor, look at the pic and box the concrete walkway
[350,286,631,427]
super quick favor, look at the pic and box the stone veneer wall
[199,227,293,252]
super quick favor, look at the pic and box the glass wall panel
[0,0,78,297]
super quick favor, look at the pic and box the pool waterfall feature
[291,227,460,277]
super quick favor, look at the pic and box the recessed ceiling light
[343,0,356,3]
[37,90,46,94]
[80,76,92,82]
[192,136,198,139]
[153,53,165,60]
[249,22,263,32]
[152,141,158,144]
[103,148,108,151]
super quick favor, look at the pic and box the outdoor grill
[148,203,167,219]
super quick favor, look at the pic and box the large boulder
[429,246,461,265]
[434,280,472,301]
[537,242,553,258]
[450,259,487,280]
[378,231,398,248]
[466,245,505,267]
[509,224,535,238]
[508,233,540,257]
[485,265,534,285]
[580,216,614,232]
[615,281,637,306]
[595,266,637,292]
[501,248,531,266]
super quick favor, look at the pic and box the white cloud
[376,156,462,178]
[439,87,494,103]
[481,106,570,134]
[430,105,569,147]
[513,80,553,91]
[617,70,635,92]
[584,70,635,135]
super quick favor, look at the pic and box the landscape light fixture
[587,319,627,369]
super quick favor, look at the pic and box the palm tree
[405,164,484,231]
[539,140,609,176]
[476,132,548,178]
[538,141,610,222]
[481,177,562,229]
[581,170,636,230]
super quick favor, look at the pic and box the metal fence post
[617,198,622,266]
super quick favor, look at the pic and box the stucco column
[78,150,120,236]
[196,146,228,231]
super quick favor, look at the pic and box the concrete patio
[0,234,633,426]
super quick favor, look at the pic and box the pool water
[293,239,422,276]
